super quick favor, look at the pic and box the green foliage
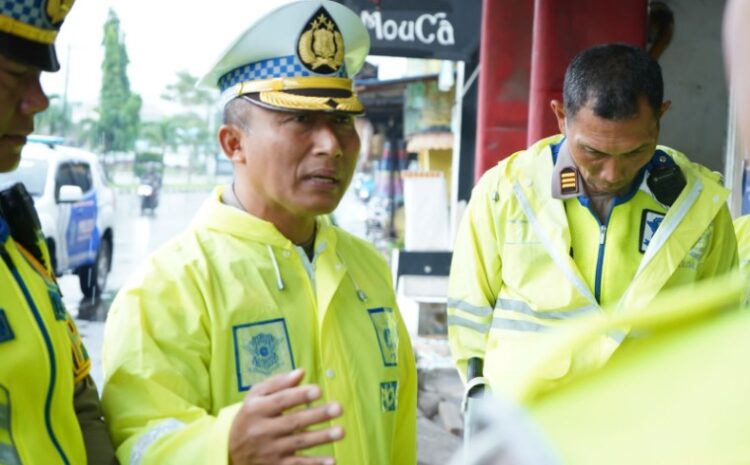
[97,9,141,154]
[161,71,213,107]
[139,70,221,178]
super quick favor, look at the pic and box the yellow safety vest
[448,134,738,391]
[0,216,88,465]
[102,187,417,465]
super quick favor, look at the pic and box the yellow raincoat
[102,187,417,465]
[0,216,89,465]
[448,135,737,391]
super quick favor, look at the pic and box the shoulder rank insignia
[297,7,345,74]
[560,166,579,195]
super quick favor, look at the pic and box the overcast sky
[41,0,406,119]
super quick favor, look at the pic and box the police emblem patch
[297,7,345,74]
[380,381,398,412]
[0,310,13,344]
[368,308,399,367]
[233,318,295,391]
[639,209,665,253]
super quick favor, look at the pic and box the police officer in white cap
[101,2,416,465]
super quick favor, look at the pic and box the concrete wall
[657,0,728,172]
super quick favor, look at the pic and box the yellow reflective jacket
[448,135,738,391]
[102,187,417,465]
[515,271,750,465]
[0,216,89,464]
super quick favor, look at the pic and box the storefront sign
[337,0,481,61]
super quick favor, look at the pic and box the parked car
[0,138,115,297]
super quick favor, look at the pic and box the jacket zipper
[594,224,607,303]
[3,245,71,465]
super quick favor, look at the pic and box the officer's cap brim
[0,31,59,72]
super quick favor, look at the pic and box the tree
[97,9,141,161]
[140,118,179,157]
[159,71,219,181]
[161,71,213,108]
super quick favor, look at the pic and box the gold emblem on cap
[46,0,75,24]
[297,7,344,74]
[560,167,579,195]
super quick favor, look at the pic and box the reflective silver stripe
[131,418,185,465]
[512,182,598,306]
[636,178,703,278]
[492,317,549,332]
[447,298,493,317]
[447,315,491,334]
[495,298,598,320]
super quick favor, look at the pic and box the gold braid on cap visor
[227,76,363,113]
[259,92,363,113]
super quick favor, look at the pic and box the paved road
[63,188,367,387]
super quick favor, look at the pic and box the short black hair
[563,43,663,120]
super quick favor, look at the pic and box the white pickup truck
[0,138,115,297]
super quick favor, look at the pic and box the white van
[0,138,115,297]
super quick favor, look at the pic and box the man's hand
[229,369,344,465]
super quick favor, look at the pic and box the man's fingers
[281,456,336,465]
[267,403,343,436]
[249,369,306,397]
[275,426,345,455]
[248,383,322,417]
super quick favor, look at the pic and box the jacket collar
[197,186,336,251]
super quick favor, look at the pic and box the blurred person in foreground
[448,43,737,393]
[455,4,750,465]
[100,2,416,464]
[0,0,116,464]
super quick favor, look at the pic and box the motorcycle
[137,177,160,215]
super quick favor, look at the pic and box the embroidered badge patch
[0,310,13,344]
[368,308,399,367]
[0,386,20,465]
[380,381,398,412]
[639,209,665,253]
[233,318,295,391]
[560,167,579,195]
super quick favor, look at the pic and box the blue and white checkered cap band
[0,0,55,29]
[218,55,348,92]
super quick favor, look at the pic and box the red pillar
[474,0,534,180]
[526,0,648,145]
